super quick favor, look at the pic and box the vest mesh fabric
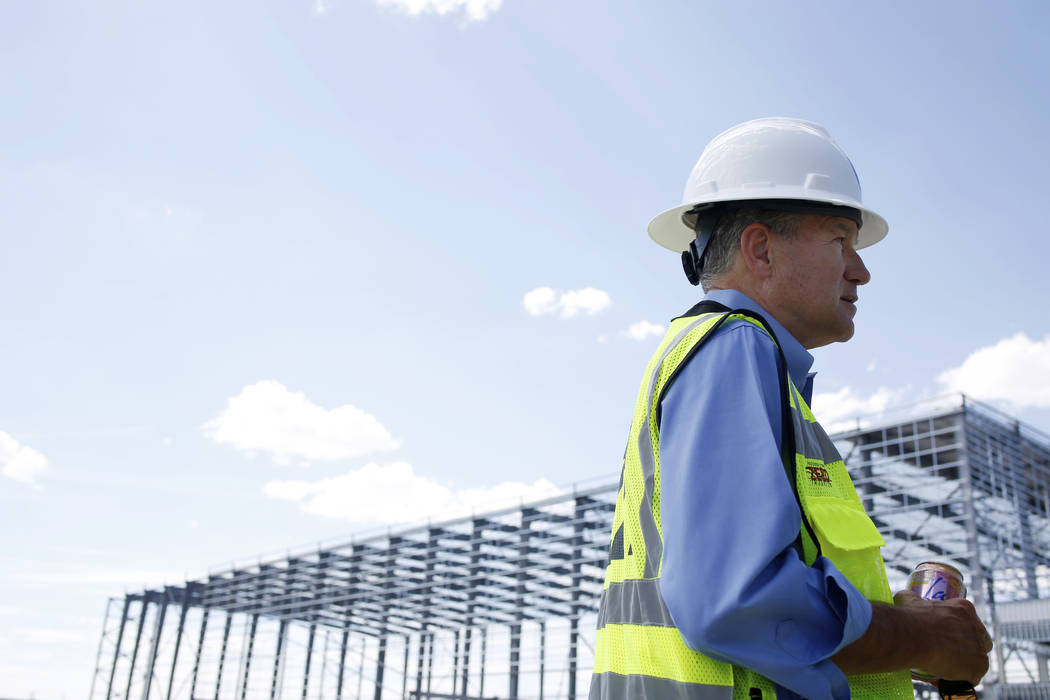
[590,309,914,700]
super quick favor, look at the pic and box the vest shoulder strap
[663,301,820,562]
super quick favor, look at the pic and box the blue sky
[3,0,1050,695]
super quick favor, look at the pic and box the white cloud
[202,381,399,465]
[811,385,909,433]
[314,0,329,15]
[0,432,48,484]
[625,320,665,342]
[377,0,503,22]
[523,286,558,316]
[938,333,1050,409]
[264,461,561,525]
[522,286,611,318]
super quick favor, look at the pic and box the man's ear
[738,223,774,279]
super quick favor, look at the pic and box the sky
[2,0,1050,696]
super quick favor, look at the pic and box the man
[589,118,992,699]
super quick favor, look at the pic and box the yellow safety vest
[590,306,914,699]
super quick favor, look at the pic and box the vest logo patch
[806,464,831,483]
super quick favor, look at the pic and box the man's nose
[847,249,871,286]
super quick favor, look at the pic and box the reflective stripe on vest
[590,309,913,700]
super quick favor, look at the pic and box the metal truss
[90,395,1050,699]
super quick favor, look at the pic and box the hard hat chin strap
[681,203,721,286]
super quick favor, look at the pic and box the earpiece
[682,241,701,286]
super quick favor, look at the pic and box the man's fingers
[893,589,921,605]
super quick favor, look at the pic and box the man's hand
[832,590,992,685]
[892,590,992,685]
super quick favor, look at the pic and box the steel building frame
[89,485,615,700]
[90,395,1050,699]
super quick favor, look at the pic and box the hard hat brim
[648,196,888,253]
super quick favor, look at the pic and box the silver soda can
[909,561,967,601]
[908,562,968,685]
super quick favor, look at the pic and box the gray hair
[699,208,802,291]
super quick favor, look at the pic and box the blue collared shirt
[658,288,873,700]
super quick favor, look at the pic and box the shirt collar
[702,289,815,393]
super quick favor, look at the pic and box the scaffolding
[90,395,1050,699]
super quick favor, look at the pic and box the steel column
[336,628,349,700]
[425,633,434,698]
[510,509,534,699]
[401,636,410,700]
[270,619,289,700]
[539,620,546,700]
[414,632,425,698]
[89,598,114,700]
[568,495,586,700]
[460,627,472,698]
[451,628,461,697]
[464,520,481,700]
[125,599,149,700]
[302,624,316,700]
[303,550,329,700]
[374,635,387,700]
[374,538,398,700]
[479,627,487,698]
[960,408,1000,694]
[239,613,260,700]
[188,608,210,700]
[1010,420,1041,599]
[106,597,132,700]
[141,592,169,700]
[214,612,234,700]
[166,585,194,700]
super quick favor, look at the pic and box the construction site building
[89,395,1050,699]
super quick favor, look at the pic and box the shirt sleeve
[658,322,873,700]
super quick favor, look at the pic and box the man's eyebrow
[829,221,858,238]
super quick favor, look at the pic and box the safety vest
[590,304,914,699]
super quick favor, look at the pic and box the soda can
[909,561,966,602]
[908,562,967,683]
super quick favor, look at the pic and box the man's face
[769,215,870,350]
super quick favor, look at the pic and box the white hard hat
[648,117,888,254]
